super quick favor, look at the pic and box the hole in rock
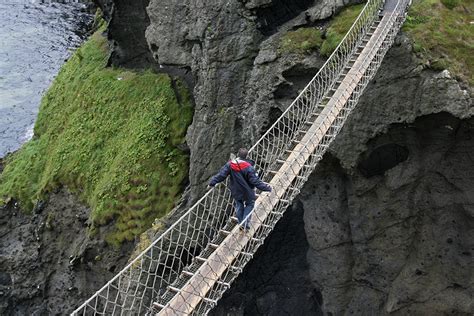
[282,65,318,94]
[261,107,283,133]
[358,143,409,177]
[274,81,295,99]
[255,0,315,35]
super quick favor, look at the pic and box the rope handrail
[71,0,410,314]
[249,0,383,153]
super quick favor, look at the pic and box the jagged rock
[144,0,473,314]
[146,0,263,204]
[146,0,334,204]
[300,113,474,315]
[93,0,155,68]
[0,188,134,315]
[306,0,360,22]
[297,34,473,315]
[3,0,473,314]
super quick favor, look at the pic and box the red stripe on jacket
[230,160,251,172]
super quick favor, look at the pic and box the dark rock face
[143,0,473,314]
[300,113,474,315]
[146,0,339,203]
[357,143,409,177]
[3,0,473,314]
[107,0,155,68]
[0,189,134,315]
[211,203,322,316]
[297,34,473,315]
[146,0,264,203]
[94,0,155,68]
[250,0,316,35]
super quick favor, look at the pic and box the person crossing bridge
[208,148,272,231]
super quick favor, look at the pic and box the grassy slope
[280,0,473,84]
[280,4,365,56]
[403,0,473,84]
[280,27,324,54]
[320,4,365,57]
[0,29,193,245]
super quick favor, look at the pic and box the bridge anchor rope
[72,0,410,314]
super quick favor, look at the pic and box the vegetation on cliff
[280,27,323,54]
[404,0,473,84]
[0,27,193,245]
[280,0,473,84]
[280,4,364,56]
[320,3,365,57]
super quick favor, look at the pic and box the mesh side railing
[189,2,410,314]
[248,0,384,179]
[71,0,409,314]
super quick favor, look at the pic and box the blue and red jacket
[209,158,271,201]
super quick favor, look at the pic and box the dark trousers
[234,199,255,229]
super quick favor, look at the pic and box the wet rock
[32,200,46,215]
[0,273,12,286]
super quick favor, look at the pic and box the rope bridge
[72,0,410,314]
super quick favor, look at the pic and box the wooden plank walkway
[157,8,396,316]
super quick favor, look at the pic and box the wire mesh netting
[71,0,410,315]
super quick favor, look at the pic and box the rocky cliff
[141,0,473,313]
[1,0,472,314]
[0,187,134,315]
[144,0,363,203]
[296,35,473,314]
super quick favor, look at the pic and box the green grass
[280,27,324,54]
[320,4,365,57]
[0,28,194,246]
[440,0,460,10]
[403,0,474,84]
[279,4,364,57]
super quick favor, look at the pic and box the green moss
[404,0,473,84]
[0,27,194,246]
[440,0,460,9]
[320,4,365,57]
[91,8,107,31]
[45,212,54,230]
[280,27,324,54]
[279,4,365,57]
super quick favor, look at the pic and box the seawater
[0,0,93,157]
